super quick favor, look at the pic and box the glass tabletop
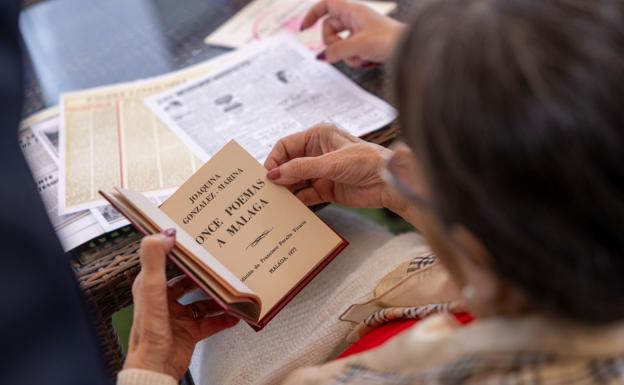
[20,0,402,117]
[20,0,251,112]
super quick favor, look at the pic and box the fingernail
[316,51,326,61]
[164,228,176,238]
[267,167,281,180]
[361,61,379,69]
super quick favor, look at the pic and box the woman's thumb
[139,229,176,278]
[267,156,334,185]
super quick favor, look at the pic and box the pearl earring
[462,285,476,302]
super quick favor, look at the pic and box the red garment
[338,312,474,359]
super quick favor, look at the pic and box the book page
[204,0,397,51]
[111,188,257,299]
[59,50,242,214]
[160,141,344,319]
[145,36,397,163]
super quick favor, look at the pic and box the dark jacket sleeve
[0,1,110,384]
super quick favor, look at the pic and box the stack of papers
[20,1,398,253]
[205,0,397,51]
[144,37,396,163]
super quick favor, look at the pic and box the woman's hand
[301,0,405,68]
[265,124,404,211]
[123,230,239,380]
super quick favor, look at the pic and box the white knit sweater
[118,206,421,385]
[117,369,177,385]
[190,207,423,385]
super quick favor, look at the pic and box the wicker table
[21,0,409,376]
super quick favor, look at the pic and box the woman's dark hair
[395,0,624,323]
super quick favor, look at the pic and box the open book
[101,140,347,329]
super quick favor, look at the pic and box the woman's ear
[448,226,531,317]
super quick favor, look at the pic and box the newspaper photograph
[90,204,129,233]
[58,50,242,214]
[30,110,61,158]
[90,192,171,232]
[205,0,396,51]
[145,36,397,163]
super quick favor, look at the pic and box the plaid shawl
[328,352,624,385]
[283,313,624,385]
[282,251,624,385]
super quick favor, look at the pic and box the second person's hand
[301,0,405,68]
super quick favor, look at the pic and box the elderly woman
[119,0,624,384]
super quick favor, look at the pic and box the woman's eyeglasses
[379,142,432,209]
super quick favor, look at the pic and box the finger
[135,230,176,323]
[266,124,349,175]
[268,155,336,185]
[288,180,311,193]
[197,314,240,340]
[323,35,368,64]
[130,273,144,333]
[344,56,365,68]
[167,275,199,300]
[295,187,326,206]
[184,300,226,320]
[361,60,381,70]
[139,230,175,280]
[301,0,330,31]
[264,131,309,170]
[301,0,355,31]
[321,16,347,46]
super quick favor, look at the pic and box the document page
[160,140,343,318]
[90,193,169,232]
[19,108,109,251]
[145,36,397,163]
[90,204,130,232]
[205,0,396,51]
[59,51,242,214]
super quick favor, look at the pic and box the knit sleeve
[117,368,177,385]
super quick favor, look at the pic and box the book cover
[101,140,347,329]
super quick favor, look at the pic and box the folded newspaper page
[21,109,169,250]
[205,0,397,51]
[145,36,397,163]
[59,51,243,214]
[19,108,111,251]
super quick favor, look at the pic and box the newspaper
[32,110,61,158]
[90,204,129,232]
[20,108,111,251]
[205,0,397,51]
[90,193,170,232]
[24,108,133,233]
[145,36,397,163]
[59,50,242,214]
